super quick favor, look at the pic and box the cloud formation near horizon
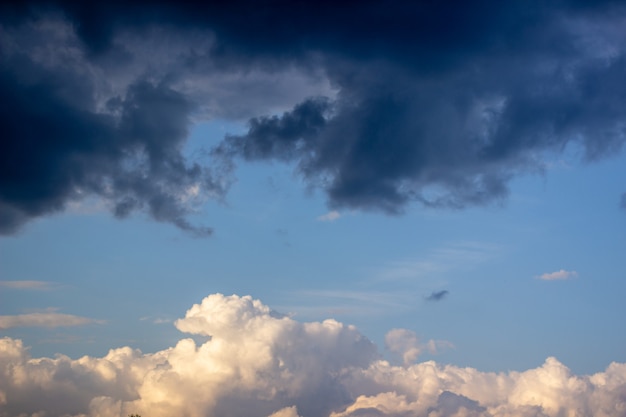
[2,1,626,235]
[1,293,626,417]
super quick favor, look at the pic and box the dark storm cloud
[2,1,626,234]
[0,39,221,235]
[425,290,449,302]
[217,4,626,212]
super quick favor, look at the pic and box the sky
[1,1,626,416]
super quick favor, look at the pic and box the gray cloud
[0,21,225,236]
[220,29,626,213]
[425,290,449,302]
[2,1,626,234]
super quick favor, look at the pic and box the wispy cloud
[0,280,56,290]
[279,289,416,318]
[376,241,499,282]
[37,333,97,345]
[0,313,104,329]
[537,269,578,281]
[425,290,449,302]
[316,211,341,222]
[140,316,173,324]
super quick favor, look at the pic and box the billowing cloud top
[2,1,626,234]
[1,293,626,417]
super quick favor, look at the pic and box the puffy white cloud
[385,329,453,365]
[1,293,625,417]
[537,270,578,281]
[385,328,422,365]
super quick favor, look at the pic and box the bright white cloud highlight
[0,293,625,417]
[537,269,578,280]
[0,312,102,329]
[267,406,302,417]
[316,211,341,222]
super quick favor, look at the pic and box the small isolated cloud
[537,269,578,281]
[316,211,341,222]
[0,281,55,290]
[0,313,103,329]
[425,290,449,301]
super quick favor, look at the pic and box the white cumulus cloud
[385,329,453,366]
[0,293,625,417]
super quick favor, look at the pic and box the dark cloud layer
[2,1,625,234]
[0,60,220,235]
[217,2,626,212]
[0,9,226,235]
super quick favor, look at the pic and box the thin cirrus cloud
[279,289,416,319]
[316,211,341,222]
[0,293,625,417]
[537,269,578,281]
[0,280,56,290]
[376,241,497,282]
[2,1,626,236]
[0,312,104,329]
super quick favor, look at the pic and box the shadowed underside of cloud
[1,293,625,417]
[0,60,223,236]
[2,1,626,234]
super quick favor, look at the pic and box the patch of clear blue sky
[1,120,625,375]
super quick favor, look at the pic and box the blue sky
[2,2,626,416]
[2,119,625,376]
